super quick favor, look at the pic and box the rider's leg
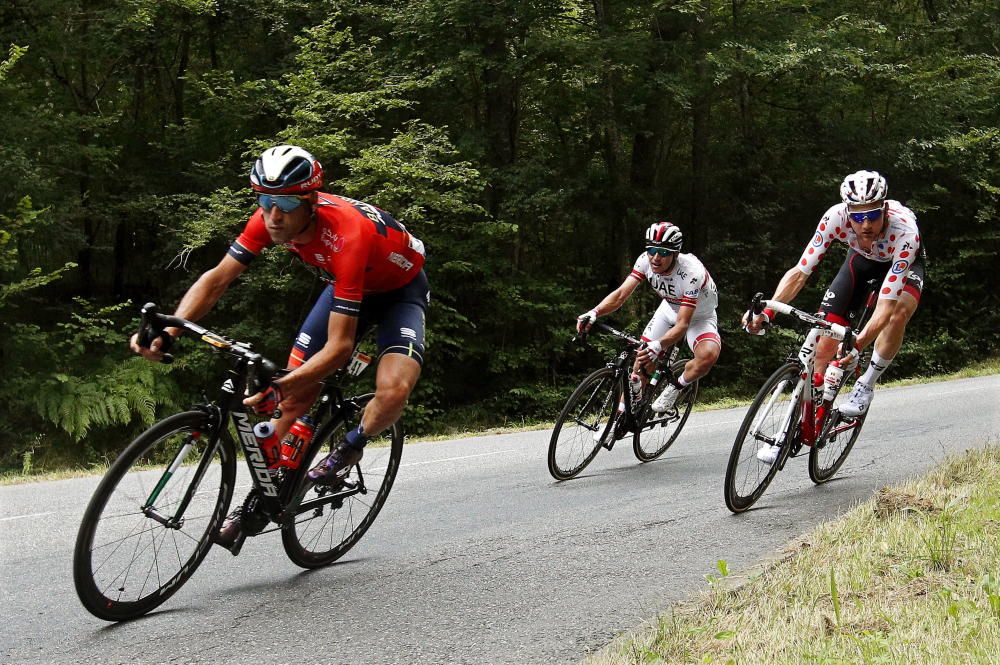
[359,353,422,438]
[652,318,719,413]
[842,287,920,418]
[860,291,919,386]
[680,332,721,383]
[309,273,428,482]
[816,251,867,375]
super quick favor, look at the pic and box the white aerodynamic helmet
[250,145,323,195]
[644,221,683,253]
[839,170,888,207]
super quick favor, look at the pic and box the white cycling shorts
[641,301,722,354]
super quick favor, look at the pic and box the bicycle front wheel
[724,363,800,513]
[282,419,403,568]
[809,409,867,484]
[73,411,234,621]
[548,367,619,480]
[633,359,699,462]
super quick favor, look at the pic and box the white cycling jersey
[629,252,718,318]
[798,200,922,300]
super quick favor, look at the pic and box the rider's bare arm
[594,276,642,316]
[769,266,810,306]
[169,255,248,335]
[130,255,247,360]
[743,267,809,331]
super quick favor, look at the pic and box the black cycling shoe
[307,442,364,486]
[214,490,268,555]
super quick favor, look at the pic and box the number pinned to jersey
[347,350,372,377]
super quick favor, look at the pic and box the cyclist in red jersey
[130,145,428,550]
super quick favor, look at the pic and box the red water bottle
[279,415,315,469]
[253,421,281,468]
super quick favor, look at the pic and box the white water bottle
[823,361,845,402]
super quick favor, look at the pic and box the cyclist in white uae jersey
[578,222,722,413]
[744,171,925,462]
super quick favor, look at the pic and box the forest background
[1,0,997,471]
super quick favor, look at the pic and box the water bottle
[812,371,825,405]
[253,421,281,468]
[823,361,845,402]
[279,415,315,470]
[629,374,643,405]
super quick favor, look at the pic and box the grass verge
[587,443,1000,665]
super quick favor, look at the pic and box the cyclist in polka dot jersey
[744,171,925,421]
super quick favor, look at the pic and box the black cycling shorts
[819,249,925,326]
[290,270,429,368]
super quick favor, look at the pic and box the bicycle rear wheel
[633,359,698,462]
[809,409,867,484]
[548,367,619,480]
[73,411,234,621]
[724,363,800,513]
[282,416,403,568]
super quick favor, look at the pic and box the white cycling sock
[859,350,891,387]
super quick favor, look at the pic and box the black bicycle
[73,303,403,621]
[548,321,699,480]
[724,288,876,513]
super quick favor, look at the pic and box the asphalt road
[2,375,998,664]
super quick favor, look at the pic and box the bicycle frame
[585,322,681,444]
[748,288,875,455]
[136,304,375,533]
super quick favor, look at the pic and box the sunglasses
[257,194,309,213]
[646,247,677,258]
[848,208,883,224]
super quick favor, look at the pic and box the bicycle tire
[724,363,800,513]
[633,359,699,462]
[73,411,234,621]
[547,367,619,480]
[809,410,867,484]
[281,416,403,569]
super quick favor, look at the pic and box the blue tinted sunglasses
[257,194,309,213]
[848,208,883,223]
[646,247,677,257]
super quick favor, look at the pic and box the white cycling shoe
[756,444,781,465]
[840,381,874,418]
[651,384,681,413]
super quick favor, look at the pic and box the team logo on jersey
[891,260,908,274]
[314,253,326,263]
[388,252,414,271]
[812,232,823,247]
[320,229,345,253]
[341,195,387,226]
[824,290,836,301]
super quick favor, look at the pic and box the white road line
[686,419,741,430]
[399,449,517,469]
[0,511,54,523]
[924,387,998,397]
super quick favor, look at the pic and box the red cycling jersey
[228,193,426,316]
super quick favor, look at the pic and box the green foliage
[1,0,998,468]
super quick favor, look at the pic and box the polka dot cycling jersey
[629,252,718,317]
[798,200,921,300]
[229,192,426,317]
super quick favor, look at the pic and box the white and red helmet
[839,170,887,207]
[250,145,323,194]
[645,221,683,253]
